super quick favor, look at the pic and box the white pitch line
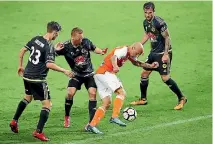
[66,115,212,144]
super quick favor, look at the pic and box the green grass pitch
[0,1,212,144]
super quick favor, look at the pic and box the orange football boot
[174,96,187,110]
[130,98,148,105]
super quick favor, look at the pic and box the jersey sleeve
[45,44,55,63]
[24,37,35,50]
[83,38,96,51]
[143,20,148,33]
[155,17,168,33]
[114,47,128,59]
[130,56,138,61]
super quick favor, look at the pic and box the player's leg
[89,96,111,127]
[87,96,111,134]
[33,99,51,141]
[110,87,127,126]
[84,76,97,123]
[64,77,82,128]
[86,74,112,134]
[100,72,127,126]
[131,53,154,105]
[32,82,51,141]
[10,80,33,133]
[159,53,187,110]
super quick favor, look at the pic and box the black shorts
[23,80,50,101]
[143,52,172,75]
[68,75,97,90]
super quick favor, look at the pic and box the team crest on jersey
[162,64,167,68]
[151,27,155,32]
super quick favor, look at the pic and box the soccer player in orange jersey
[85,42,158,134]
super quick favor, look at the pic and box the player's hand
[113,66,119,73]
[162,53,169,63]
[18,66,24,77]
[151,62,159,68]
[64,70,75,78]
[102,48,108,55]
[55,42,64,51]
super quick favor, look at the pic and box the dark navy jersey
[23,36,55,80]
[56,38,96,77]
[143,16,172,53]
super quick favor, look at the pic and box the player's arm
[94,47,108,55]
[111,55,119,73]
[161,29,171,55]
[18,47,28,76]
[141,32,149,45]
[129,57,158,69]
[46,46,73,77]
[18,37,35,76]
[85,38,108,55]
[54,42,66,56]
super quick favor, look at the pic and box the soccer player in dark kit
[131,2,187,110]
[9,21,73,141]
[55,27,108,128]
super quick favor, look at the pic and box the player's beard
[146,15,153,22]
[52,36,57,40]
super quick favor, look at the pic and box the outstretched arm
[94,47,108,55]
[129,57,158,69]
[141,33,149,45]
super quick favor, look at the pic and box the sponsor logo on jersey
[74,56,86,65]
[147,32,157,42]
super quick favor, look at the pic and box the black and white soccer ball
[122,107,137,121]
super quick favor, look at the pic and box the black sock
[65,98,73,116]
[140,78,149,99]
[88,100,97,122]
[164,78,183,100]
[36,107,50,133]
[13,99,29,121]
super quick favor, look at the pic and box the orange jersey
[96,46,130,74]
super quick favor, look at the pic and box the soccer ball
[122,107,137,121]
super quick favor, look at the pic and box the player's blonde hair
[71,27,83,36]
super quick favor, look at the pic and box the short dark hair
[71,27,83,36]
[47,21,62,32]
[143,2,155,12]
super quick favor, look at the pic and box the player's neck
[43,34,52,41]
[71,39,79,48]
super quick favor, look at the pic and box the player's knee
[115,88,126,98]
[88,88,97,100]
[67,91,75,99]
[141,71,149,78]
[103,101,111,110]
[24,95,32,103]
[42,100,52,110]
[161,75,170,82]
